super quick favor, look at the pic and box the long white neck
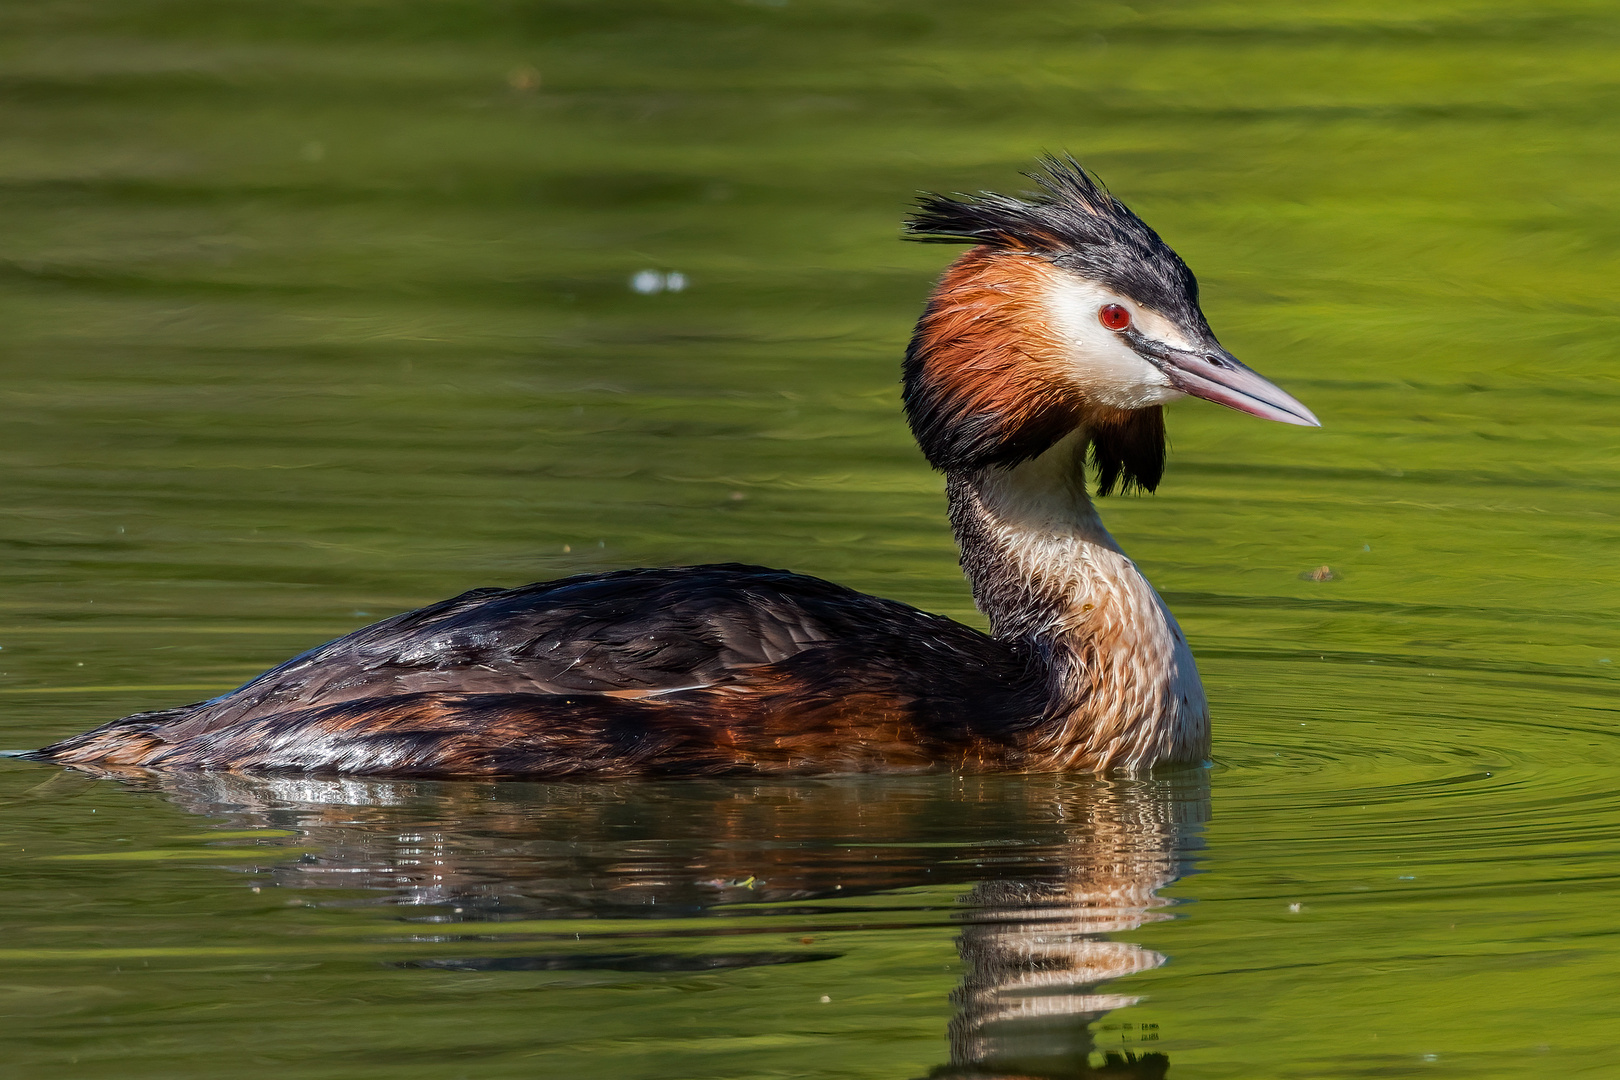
[946,431,1209,770]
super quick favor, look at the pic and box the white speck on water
[1399,875,1416,880]
[819,995,831,1003]
[1363,543,1371,551]
[1288,902,1302,912]
[630,270,689,294]
[1423,1054,1439,1062]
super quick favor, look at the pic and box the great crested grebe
[35,158,1317,778]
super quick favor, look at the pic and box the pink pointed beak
[1126,331,1320,427]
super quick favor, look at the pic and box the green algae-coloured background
[1,2,1618,1077]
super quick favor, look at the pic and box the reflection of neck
[942,778,1205,1080]
[946,431,1208,771]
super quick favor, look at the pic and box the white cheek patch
[1041,278,1189,410]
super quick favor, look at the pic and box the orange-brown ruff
[34,157,1318,778]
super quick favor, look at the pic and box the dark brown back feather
[35,565,1048,777]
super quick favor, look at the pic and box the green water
[2,1,1619,1076]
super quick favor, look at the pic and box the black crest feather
[904,155,1205,325]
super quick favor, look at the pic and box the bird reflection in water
[110,769,1207,1078]
[939,781,1197,1080]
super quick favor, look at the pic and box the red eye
[1098,304,1131,331]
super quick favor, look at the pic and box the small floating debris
[698,875,758,889]
[1300,565,1338,582]
[630,270,688,295]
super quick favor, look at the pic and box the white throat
[947,431,1209,770]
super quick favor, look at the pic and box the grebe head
[903,156,1318,493]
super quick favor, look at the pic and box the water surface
[2,1,1619,1077]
